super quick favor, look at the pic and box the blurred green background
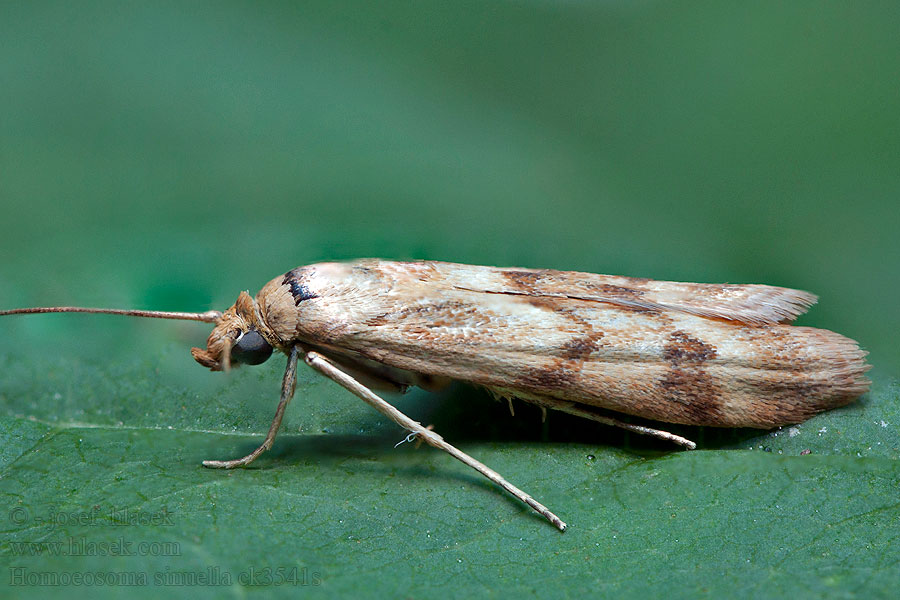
[1,2,898,598]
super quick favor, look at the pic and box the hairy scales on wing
[206,259,870,428]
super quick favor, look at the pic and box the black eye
[231,330,273,365]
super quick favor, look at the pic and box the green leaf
[2,345,898,598]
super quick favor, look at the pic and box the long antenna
[0,307,222,323]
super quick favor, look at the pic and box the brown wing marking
[433,264,818,326]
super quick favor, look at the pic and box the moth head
[191,291,274,371]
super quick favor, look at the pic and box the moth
[2,259,871,531]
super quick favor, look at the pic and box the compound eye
[231,330,273,365]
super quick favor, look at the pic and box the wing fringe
[603,285,819,325]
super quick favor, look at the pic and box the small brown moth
[2,260,871,531]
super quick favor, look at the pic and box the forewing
[278,260,866,428]
[417,262,817,326]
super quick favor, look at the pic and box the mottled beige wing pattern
[413,261,819,326]
[261,260,870,429]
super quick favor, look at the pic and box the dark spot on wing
[664,331,717,364]
[657,330,722,423]
[659,368,723,424]
[503,270,544,289]
[559,333,604,360]
[282,271,319,306]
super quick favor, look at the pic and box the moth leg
[304,351,567,532]
[533,396,697,450]
[202,345,300,469]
